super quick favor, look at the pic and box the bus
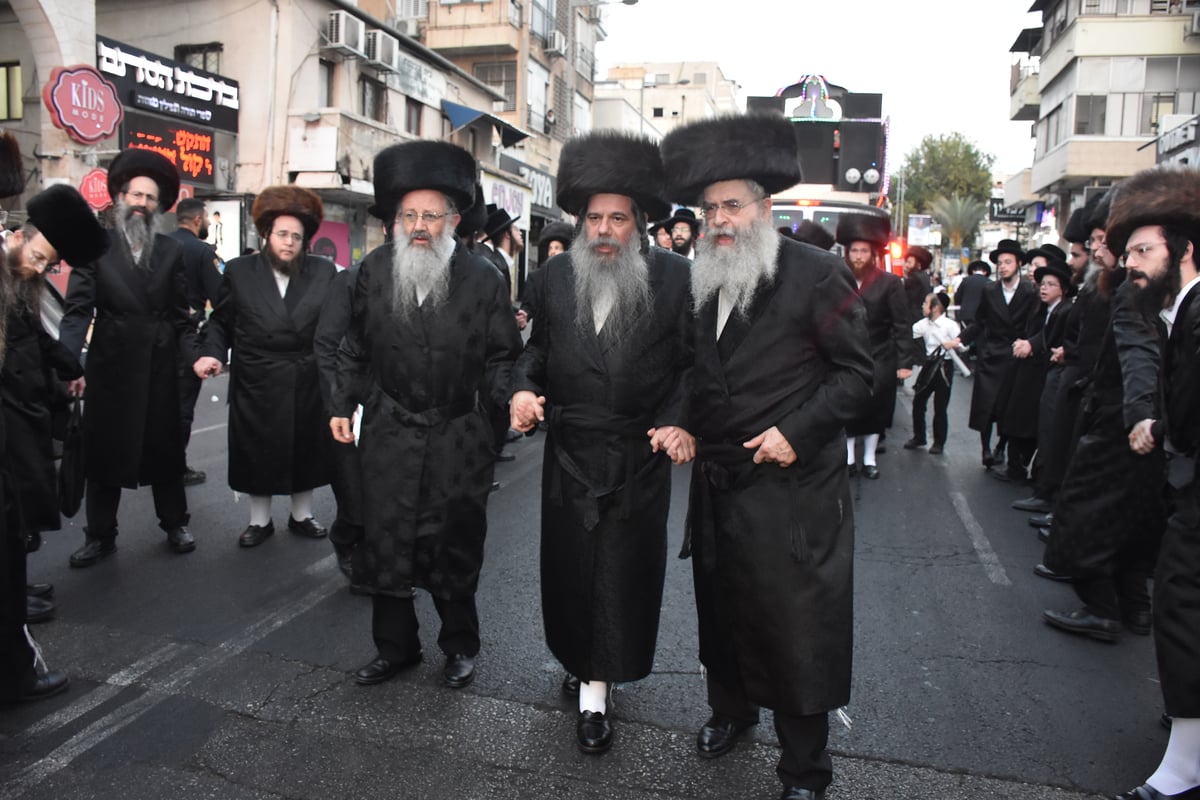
[771,195,899,274]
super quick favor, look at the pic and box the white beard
[568,232,650,342]
[690,215,780,315]
[115,198,161,270]
[390,226,456,316]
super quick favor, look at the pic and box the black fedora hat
[1034,258,1074,296]
[483,205,521,242]
[967,259,992,276]
[989,238,1025,264]
[663,207,699,235]
[1025,243,1066,263]
[107,148,181,210]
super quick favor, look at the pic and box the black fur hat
[0,130,25,199]
[107,148,181,210]
[25,185,110,267]
[661,113,801,205]
[907,245,933,270]
[556,131,670,221]
[1063,207,1088,244]
[372,140,477,220]
[539,221,574,248]
[1106,167,1200,259]
[835,212,891,250]
[1083,189,1113,234]
[455,183,486,239]
[791,220,835,250]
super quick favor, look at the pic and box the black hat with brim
[372,140,477,220]
[455,183,487,239]
[967,259,992,276]
[662,207,699,235]
[835,212,891,250]
[483,207,521,242]
[1034,259,1074,296]
[107,148,181,210]
[989,238,1026,264]
[539,221,574,248]
[1025,243,1066,263]
[26,184,110,267]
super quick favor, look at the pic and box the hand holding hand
[647,425,696,464]
[510,390,545,432]
[193,356,222,378]
[1129,418,1156,455]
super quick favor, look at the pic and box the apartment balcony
[423,2,521,57]
[1010,64,1041,121]
[1039,12,1197,86]
[284,109,401,203]
[1030,135,1156,194]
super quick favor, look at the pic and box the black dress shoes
[697,715,754,759]
[69,537,116,568]
[1012,495,1054,513]
[26,583,54,598]
[166,526,196,554]
[781,788,825,800]
[1034,563,1072,582]
[332,542,354,579]
[26,595,55,624]
[928,443,944,455]
[903,438,926,450]
[561,674,581,696]
[847,464,859,477]
[981,446,995,468]
[577,710,613,754]
[862,465,881,480]
[443,654,476,688]
[352,652,422,685]
[288,516,327,539]
[1028,513,1053,528]
[1114,784,1200,800]
[1122,610,1153,635]
[1038,527,1050,543]
[239,521,275,548]
[182,466,207,486]
[10,670,69,704]
[991,444,1007,467]
[1043,608,1122,642]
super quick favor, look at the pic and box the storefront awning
[1009,27,1043,54]
[441,100,530,148]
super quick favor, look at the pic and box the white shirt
[716,288,735,338]
[1001,280,1017,304]
[592,293,614,334]
[912,315,962,359]
[1162,273,1200,336]
[274,270,290,298]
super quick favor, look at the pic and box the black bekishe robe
[685,236,873,716]
[511,248,693,683]
[958,279,1038,433]
[333,241,520,600]
[201,253,336,495]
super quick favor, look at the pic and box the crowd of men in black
[1,118,1198,800]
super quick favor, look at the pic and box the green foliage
[891,133,995,215]
[929,193,988,250]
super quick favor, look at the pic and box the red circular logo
[79,167,111,211]
[42,65,123,145]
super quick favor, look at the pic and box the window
[1075,95,1106,134]
[527,60,549,131]
[175,42,222,73]
[652,107,664,118]
[531,0,554,42]
[1141,92,1176,134]
[692,72,707,85]
[474,61,517,112]
[359,74,387,123]
[317,60,334,107]
[655,73,670,84]
[405,97,422,135]
[0,62,22,121]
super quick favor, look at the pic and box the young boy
[905,292,965,454]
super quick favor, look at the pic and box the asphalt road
[0,370,1166,800]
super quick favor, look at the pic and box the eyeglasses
[1086,237,1108,251]
[123,190,159,204]
[270,230,304,244]
[397,211,449,226]
[698,197,762,219]
[28,250,62,274]
[1123,240,1166,260]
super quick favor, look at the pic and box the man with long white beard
[662,114,873,800]
[60,149,199,567]
[193,186,336,548]
[331,141,520,691]
[510,131,693,755]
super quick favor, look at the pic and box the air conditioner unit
[365,30,401,71]
[324,10,366,58]
[1188,12,1200,38]
[393,18,420,38]
[545,30,568,57]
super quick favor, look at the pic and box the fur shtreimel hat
[251,185,324,242]
[25,185,110,268]
[661,113,801,205]
[835,212,891,250]
[1063,208,1089,245]
[1083,188,1113,234]
[908,245,933,270]
[1105,167,1200,259]
[540,221,574,248]
[989,238,1026,264]
[556,131,670,222]
[1,130,25,199]
[791,220,835,251]
[455,183,486,239]
[372,140,477,220]
[107,148,181,210]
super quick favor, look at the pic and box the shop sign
[41,65,123,144]
[79,168,112,210]
[123,110,215,185]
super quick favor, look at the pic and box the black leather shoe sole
[287,516,327,539]
[1042,609,1121,642]
[239,522,275,548]
[26,583,54,599]
[353,653,422,685]
[697,717,753,759]
[443,655,476,689]
[69,540,116,568]
[26,597,55,624]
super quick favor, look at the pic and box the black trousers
[707,673,832,793]
[178,367,202,454]
[371,593,480,661]
[328,440,364,549]
[0,520,34,702]
[911,360,953,445]
[85,479,189,538]
[1074,562,1155,621]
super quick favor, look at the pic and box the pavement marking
[2,574,345,800]
[190,422,227,435]
[950,491,1012,586]
[304,553,337,576]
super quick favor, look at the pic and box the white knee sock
[863,434,880,466]
[249,495,272,527]
[846,437,856,465]
[579,680,608,714]
[1148,717,1200,794]
[289,490,314,522]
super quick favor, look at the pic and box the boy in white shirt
[905,292,964,454]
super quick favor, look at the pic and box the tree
[891,132,995,221]
[928,193,987,251]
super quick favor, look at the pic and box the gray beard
[390,226,455,316]
[691,215,780,315]
[116,198,161,270]
[568,232,650,343]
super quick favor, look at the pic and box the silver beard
[568,231,650,342]
[690,214,780,315]
[116,198,161,270]
[390,225,456,316]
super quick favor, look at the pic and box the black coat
[999,299,1069,441]
[845,266,909,436]
[903,269,932,323]
[169,227,222,315]
[959,279,1038,432]
[512,248,692,683]
[954,273,989,326]
[333,242,520,599]
[1150,281,1200,716]
[1045,281,1167,578]
[0,302,81,532]
[61,231,196,487]
[201,254,336,495]
[687,237,873,715]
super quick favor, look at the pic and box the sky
[594,0,1042,179]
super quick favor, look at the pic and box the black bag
[912,349,947,395]
[58,400,85,518]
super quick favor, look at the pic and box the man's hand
[1012,339,1032,359]
[647,425,696,464]
[67,377,85,398]
[1129,418,1156,455]
[743,426,797,467]
[330,416,356,444]
[1050,346,1065,363]
[514,309,528,331]
[897,368,912,380]
[510,390,545,432]
[193,356,222,378]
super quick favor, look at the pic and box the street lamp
[566,0,638,135]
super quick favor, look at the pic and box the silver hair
[568,219,651,343]
[690,209,780,316]
[390,219,456,316]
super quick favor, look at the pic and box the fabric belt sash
[377,389,475,428]
[679,441,757,562]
